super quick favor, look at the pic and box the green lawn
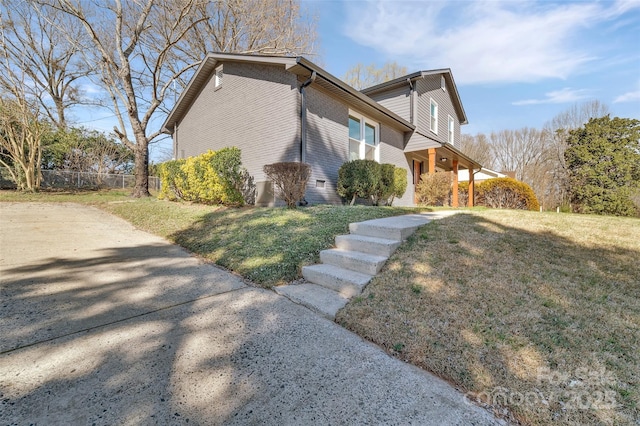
[337,210,640,425]
[0,190,421,286]
[5,190,637,424]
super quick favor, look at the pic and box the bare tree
[459,133,494,169]
[0,2,91,130]
[185,0,316,59]
[43,0,317,197]
[542,100,610,207]
[343,61,408,90]
[490,127,547,182]
[0,94,46,191]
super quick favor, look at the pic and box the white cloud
[343,0,638,85]
[79,83,104,95]
[613,90,640,103]
[512,88,592,105]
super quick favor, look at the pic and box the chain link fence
[0,169,160,191]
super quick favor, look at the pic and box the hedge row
[158,148,245,205]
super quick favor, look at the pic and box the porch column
[468,168,475,207]
[428,148,436,175]
[452,159,459,207]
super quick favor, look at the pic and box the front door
[413,160,423,185]
[413,160,423,204]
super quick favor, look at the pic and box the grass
[6,189,638,423]
[0,189,421,286]
[336,210,640,425]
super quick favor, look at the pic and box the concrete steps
[275,283,350,320]
[335,234,401,257]
[302,264,372,298]
[277,212,458,320]
[320,249,387,276]
[349,214,435,241]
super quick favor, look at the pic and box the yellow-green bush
[457,181,469,206]
[158,159,186,201]
[158,148,245,206]
[477,177,540,211]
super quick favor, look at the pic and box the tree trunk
[131,137,150,197]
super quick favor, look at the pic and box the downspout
[299,71,317,164]
[407,77,415,125]
[298,71,316,207]
[173,123,178,160]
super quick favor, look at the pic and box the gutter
[295,58,415,133]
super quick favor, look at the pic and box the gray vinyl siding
[416,75,460,146]
[379,126,414,206]
[366,85,411,123]
[176,62,299,187]
[305,84,415,206]
[404,131,440,153]
[176,61,417,206]
[304,85,348,205]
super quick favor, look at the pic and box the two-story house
[162,53,480,206]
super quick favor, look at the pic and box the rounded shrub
[476,177,540,211]
[415,172,452,206]
[157,148,244,206]
[371,163,395,206]
[263,162,311,209]
[337,159,380,205]
[390,167,408,204]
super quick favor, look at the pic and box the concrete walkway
[277,211,459,319]
[0,202,498,425]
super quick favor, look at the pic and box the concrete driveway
[0,202,499,425]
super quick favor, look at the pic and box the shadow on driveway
[0,203,498,425]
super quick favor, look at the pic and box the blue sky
[310,0,640,135]
[75,0,640,160]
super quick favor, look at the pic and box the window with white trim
[214,65,223,88]
[348,111,379,161]
[430,98,438,134]
[448,115,455,145]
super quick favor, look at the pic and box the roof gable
[361,69,468,125]
[162,53,415,134]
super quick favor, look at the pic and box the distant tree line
[459,101,640,216]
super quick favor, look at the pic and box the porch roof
[406,141,482,171]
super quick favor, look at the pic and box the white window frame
[348,110,380,162]
[430,98,438,134]
[448,115,455,145]
[214,64,223,89]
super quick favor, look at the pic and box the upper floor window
[348,112,379,161]
[214,65,223,88]
[430,98,438,134]
[448,115,455,145]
